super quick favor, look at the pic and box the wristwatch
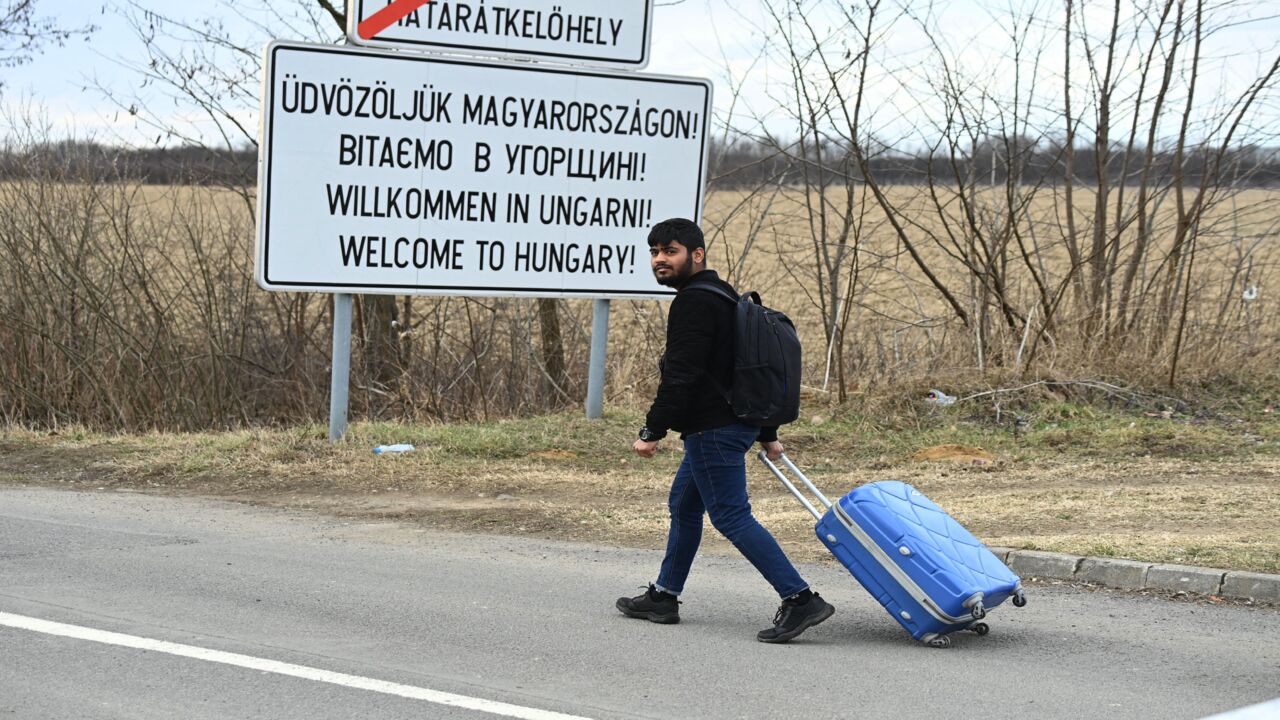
[638,426,663,442]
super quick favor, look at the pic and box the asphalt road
[1,486,1276,719]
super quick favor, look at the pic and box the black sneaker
[756,592,834,643]
[616,584,680,624]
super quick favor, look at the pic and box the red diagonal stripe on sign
[358,0,434,40]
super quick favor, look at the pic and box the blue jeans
[655,423,808,599]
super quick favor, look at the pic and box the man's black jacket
[644,269,777,443]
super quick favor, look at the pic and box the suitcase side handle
[757,451,833,521]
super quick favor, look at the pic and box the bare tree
[0,0,94,74]
[733,0,1279,389]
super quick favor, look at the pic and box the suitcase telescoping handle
[757,452,834,521]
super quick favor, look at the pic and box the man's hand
[761,440,784,460]
[633,439,659,458]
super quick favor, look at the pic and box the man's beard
[654,257,693,287]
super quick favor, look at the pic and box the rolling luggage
[759,452,1026,648]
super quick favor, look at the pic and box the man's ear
[693,247,706,266]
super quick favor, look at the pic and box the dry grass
[2,175,1277,429]
[2,175,1277,576]
[697,185,1280,385]
[3,401,1276,574]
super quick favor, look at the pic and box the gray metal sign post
[328,293,353,441]
[585,299,611,419]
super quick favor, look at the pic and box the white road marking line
[1200,698,1280,720]
[0,612,595,720]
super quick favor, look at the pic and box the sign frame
[345,0,655,69]
[255,40,712,300]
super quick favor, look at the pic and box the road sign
[346,0,654,68]
[356,0,437,41]
[255,41,711,298]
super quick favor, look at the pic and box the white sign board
[347,0,653,69]
[255,42,711,298]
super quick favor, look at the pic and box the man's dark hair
[647,218,705,252]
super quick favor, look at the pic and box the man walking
[616,218,834,644]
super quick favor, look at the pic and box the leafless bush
[0,130,320,428]
[0,123,672,429]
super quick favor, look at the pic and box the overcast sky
[3,0,1278,148]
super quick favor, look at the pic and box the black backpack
[685,281,802,427]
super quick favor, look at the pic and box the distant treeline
[707,139,1280,188]
[0,142,258,186]
[2,139,1278,187]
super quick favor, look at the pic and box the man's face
[650,241,702,287]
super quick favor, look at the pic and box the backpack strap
[684,280,755,305]
[682,280,736,303]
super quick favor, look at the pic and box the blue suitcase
[760,453,1026,648]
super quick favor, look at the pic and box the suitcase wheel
[970,603,987,621]
[1012,591,1028,608]
[968,622,990,636]
[923,635,953,649]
